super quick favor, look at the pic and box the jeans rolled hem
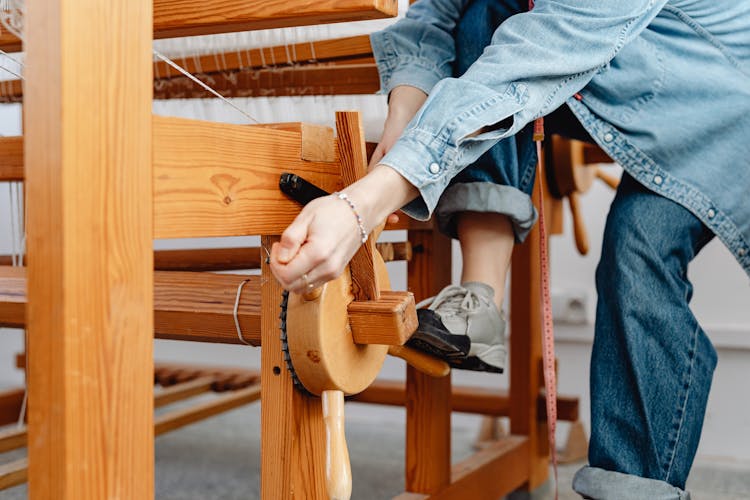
[572,466,691,500]
[435,182,537,243]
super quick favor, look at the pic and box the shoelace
[415,285,488,317]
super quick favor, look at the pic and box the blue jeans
[448,2,718,498]
[573,174,717,500]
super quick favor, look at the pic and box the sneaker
[407,282,507,373]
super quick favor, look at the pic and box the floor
[2,398,749,499]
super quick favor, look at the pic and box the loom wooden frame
[2,0,561,497]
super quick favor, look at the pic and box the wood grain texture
[347,290,417,345]
[0,136,23,180]
[153,115,343,238]
[509,178,550,490]
[405,228,452,494]
[0,387,24,427]
[0,458,27,491]
[260,235,326,500]
[0,427,26,453]
[0,267,262,345]
[24,0,154,497]
[335,111,380,301]
[0,1,397,51]
[406,366,451,494]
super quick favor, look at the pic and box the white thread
[0,62,22,80]
[153,49,259,124]
[308,40,317,62]
[233,279,252,345]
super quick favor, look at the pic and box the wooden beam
[0,267,24,328]
[153,115,343,238]
[347,290,417,345]
[153,376,215,408]
[24,0,154,497]
[0,1,397,52]
[154,385,261,435]
[0,136,23,181]
[0,458,27,491]
[153,35,374,77]
[351,380,579,420]
[260,235,327,499]
[0,427,26,454]
[152,63,380,99]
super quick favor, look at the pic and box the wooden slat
[352,380,579,420]
[0,267,262,345]
[154,35,374,77]
[260,235,327,499]
[335,111,380,301]
[153,115,342,238]
[0,458,27,491]
[153,63,380,99]
[0,136,23,181]
[0,427,26,453]
[154,385,261,435]
[24,0,154,497]
[0,1,396,51]
[153,376,215,408]
[154,247,261,271]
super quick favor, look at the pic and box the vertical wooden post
[24,0,154,498]
[509,179,549,491]
[260,236,327,499]
[405,229,452,493]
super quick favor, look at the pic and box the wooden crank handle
[322,390,352,500]
[387,345,450,378]
[568,192,590,255]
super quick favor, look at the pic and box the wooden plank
[352,380,579,421]
[0,136,23,181]
[260,235,327,499]
[509,179,550,490]
[0,427,26,453]
[154,35,374,77]
[153,115,342,238]
[405,228,453,495]
[0,458,27,491]
[0,1,397,51]
[153,63,380,99]
[154,247,262,271]
[0,78,22,103]
[24,0,154,497]
[348,290,417,345]
[335,111,380,301]
[153,376,215,408]
[154,385,261,435]
[0,388,24,427]
[0,267,262,345]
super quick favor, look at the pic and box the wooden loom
[0,0,595,498]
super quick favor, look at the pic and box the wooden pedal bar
[348,290,417,345]
[0,0,397,52]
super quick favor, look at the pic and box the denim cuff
[435,182,538,243]
[369,31,445,96]
[573,466,691,500]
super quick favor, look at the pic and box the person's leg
[409,0,536,373]
[573,174,717,500]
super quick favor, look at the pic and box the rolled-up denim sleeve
[378,0,669,220]
[370,0,470,95]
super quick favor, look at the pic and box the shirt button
[739,248,747,257]
[429,162,440,174]
[707,209,716,219]
[603,133,614,143]
[653,175,663,185]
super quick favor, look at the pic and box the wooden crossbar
[0,137,23,181]
[0,1,397,52]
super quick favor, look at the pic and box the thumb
[276,214,310,264]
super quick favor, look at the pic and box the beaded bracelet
[334,192,368,244]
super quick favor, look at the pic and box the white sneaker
[407,282,507,373]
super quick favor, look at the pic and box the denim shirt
[370,0,750,277]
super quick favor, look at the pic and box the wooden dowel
[154,376,215,408]
[322,390,352,500]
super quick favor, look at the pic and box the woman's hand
[370,85,428,225]
[270,166,419,294]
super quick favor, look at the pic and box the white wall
[2,2,749,464]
